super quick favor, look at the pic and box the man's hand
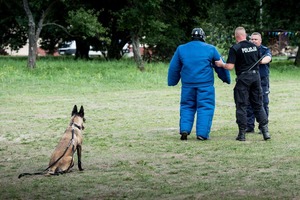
[215,59,225,68]
[215,59,235,70]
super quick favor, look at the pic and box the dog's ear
[71,105,78,116]
[78,105,84,118]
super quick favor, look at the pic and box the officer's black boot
[236,129,246,141]
[260,124,271,140]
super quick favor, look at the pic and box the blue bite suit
[168,40,230,139]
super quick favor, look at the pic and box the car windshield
[59,42,72,48]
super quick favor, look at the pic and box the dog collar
[72,123,83,130]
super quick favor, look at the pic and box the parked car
[58,41,76,55]
[58,41,103,57]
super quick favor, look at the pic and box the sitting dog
[18,105,85,178]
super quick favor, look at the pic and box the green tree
[203,0,261,55]
[117,0,167,71]
[153,0,213,60]
[22,0,61,68]
[2,0,299,67]
[38,1,70,55]
[67,8,107,60]
[79,0,131,60]
[0,0,27,54]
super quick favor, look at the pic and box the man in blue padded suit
[168,27,231,141]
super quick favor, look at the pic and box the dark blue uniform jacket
[258,45,272,78]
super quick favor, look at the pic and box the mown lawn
[0,57,299,200]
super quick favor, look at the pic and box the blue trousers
[180,85,215,139]
[247,76,269,129]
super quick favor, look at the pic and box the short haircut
[251,32,261,37]
[235,27,246,37]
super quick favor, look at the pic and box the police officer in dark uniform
[215,27,271,141]
[246,32,272,133]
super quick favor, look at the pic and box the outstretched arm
[260,55,271,64]
[215,59,235,70]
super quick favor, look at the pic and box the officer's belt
[239,70,259,75]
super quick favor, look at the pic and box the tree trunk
[23,0,37,68]
[131,35,145,71]
[75,39,90,60]
[23,0,56,68]
[295,45,300,66]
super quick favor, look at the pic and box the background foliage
[0,0,299,63]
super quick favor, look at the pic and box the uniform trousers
[234,70,268,131]
[246,76,269,129]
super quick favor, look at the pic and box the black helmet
[191,28,206,41]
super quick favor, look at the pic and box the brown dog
[18,105,85,178]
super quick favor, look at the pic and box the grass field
[0,56,300,199]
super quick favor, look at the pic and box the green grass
[0,56,300,200]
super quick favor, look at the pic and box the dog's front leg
[77,145,84,171]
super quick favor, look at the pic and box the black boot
[180,131,188,140]
[236,130,246,141]
[260,124,271,140]
[246,127,254,133]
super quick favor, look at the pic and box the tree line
[0,0,299,69]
